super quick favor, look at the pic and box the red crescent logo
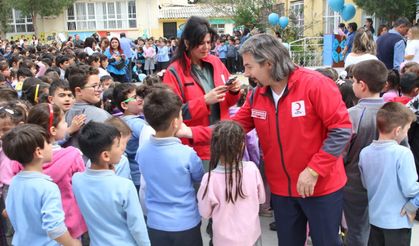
[296,102,301,111]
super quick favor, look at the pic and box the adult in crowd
[405,26,419,64]
[364,18,375,35]
[73,34,83,48]
[344,29,378,68]
[119,33,135,82]
[163,16,240,165]
[181,33,352,245]
[377,17,411,70]
[342,22,358,59]
[104,37,128,82]
[83,37,97,56]
[99,37,110,53]
[377,25,389,37]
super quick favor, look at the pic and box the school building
[5,0,382,42]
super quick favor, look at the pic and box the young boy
[389,72,419,104]
[2,124,80,245]
[136,88,204,245]
[72,121,150,245]
[359,102,419,246]
[343,59,388,245]
[113,83,146,189]
[64,65,111,149]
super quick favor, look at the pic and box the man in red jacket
[180,33,352,245]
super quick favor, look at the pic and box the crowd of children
[2,18,419,246]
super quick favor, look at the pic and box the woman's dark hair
[109,37,123,55]
[202,121,246,203]
[84,37,96,49]
[171,16,217,74]
[377,24,388,37]
[27,103,62,138]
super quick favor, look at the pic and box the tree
[0,0,12,38]
[353,0,416,21]
[5,0,75,36]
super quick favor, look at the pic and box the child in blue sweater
[359,102,419,246]
[3,124,80,246]
[136,88,204,246]
[72,122,150,246]
[113,83,147,190]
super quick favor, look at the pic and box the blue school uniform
[72,169,150,245]
[136,136,204,231]
[6,171,67,245]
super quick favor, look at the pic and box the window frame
[8,9,34,33]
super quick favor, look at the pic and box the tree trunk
[32,11,38,37]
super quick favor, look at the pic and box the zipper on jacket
[275,101,292,196]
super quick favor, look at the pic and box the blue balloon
[177,29,183,38]
[328,0,344,12]
[278,16,289,29]
[341,3,356,21]
[268,13,280,26]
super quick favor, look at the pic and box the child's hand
[401,201,418,224]
[68,114,86,135]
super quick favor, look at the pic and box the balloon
[176,29,183,38]
[268,13,280,26]
[327,0,344,12]
[340,3,356,21]
[279,16,289,29]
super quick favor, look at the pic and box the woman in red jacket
[163,16,240,163]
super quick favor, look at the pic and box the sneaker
[269,221,276,231]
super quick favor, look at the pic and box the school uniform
[72,169,150,246]
[137,136,204,245]
[6,171,67,245]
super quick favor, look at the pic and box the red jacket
[163,54,240,160]
[192,67,352,197]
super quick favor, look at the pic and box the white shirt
[271,87,286,109]
[344,53,378,68]
[405,40,419,64]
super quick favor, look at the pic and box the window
[8,9,34,33]
[291,1,304,36]
[67,1,136,31]
[211,24,225,34]
[323,0,341,34]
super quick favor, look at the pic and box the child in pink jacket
[25,103,87,238]
[197,121,265,246]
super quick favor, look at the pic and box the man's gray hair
[239,33,295,81]
[394,17,411,28]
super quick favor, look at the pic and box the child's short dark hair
[315,67,338,81]
[105,116,132,137]
[1,124,49,165]
[143,88,182,132]
[78,121,121,164]
[49,79,71,96]
[112,83,137,112]
[399,72,419,94]
[100,75,113,83]
[387,69,400,91]
[0,87,18,102]
[352,60,388,93]
[67,65,99,96]
[55,55,69,67]
[377,102,415,134]
[17,67,33,79]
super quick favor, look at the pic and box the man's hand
[297,167,319,198]
[175,123,193,139]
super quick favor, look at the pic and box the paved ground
[201,217,419,245]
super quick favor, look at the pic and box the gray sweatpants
[343,187,370,246]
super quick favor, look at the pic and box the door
[163,22,177,39]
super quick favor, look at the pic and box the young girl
[197,121,265,246]
[26,103,87,239]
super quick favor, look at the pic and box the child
[48,79,86,141]
[389,72,419,104]
[98,53,110,79]
[133,62,146,82]
[100,75,114,91]
[136,89,204,245]
[113,83,147,189]
[64,65,111,149]
[359,102,419,246]
[27,103,87,239]
[382,69,400,102]
[197,121,265,246]
[343,59,388,246]
[104,117,132,180]
[72,121,150,245]
[2,124,80,245]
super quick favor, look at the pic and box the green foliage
[0,0,12,36]
[353,0,416,21]
[6,0,75,17]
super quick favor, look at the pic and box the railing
[288,37,324,67]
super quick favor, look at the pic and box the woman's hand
[204,86,227,105]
